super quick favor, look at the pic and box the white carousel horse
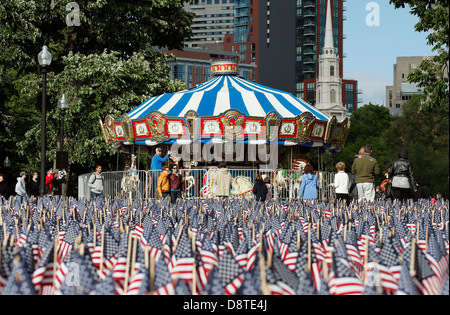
[121,154,140,199]
[184,161,197,198]
[231,176,254,200]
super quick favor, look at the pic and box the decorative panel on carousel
[278,120,297,139]
[145,111,168,143]
[201,118,223,137]
[166,119,188,138]
[310,120,327,142]
[133,120,150,139]
[114,122,126,141]
[220,110,245,141]
[243,118,264,137]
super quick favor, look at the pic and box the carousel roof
[101,60,349,151]
[127,74,330,121]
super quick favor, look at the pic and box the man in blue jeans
[150,148,171,198]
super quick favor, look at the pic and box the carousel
[100,60,350,199]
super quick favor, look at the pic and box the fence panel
[79,169,350,201]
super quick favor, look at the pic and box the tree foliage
[326,104,392,179]
[389,0,449,114]
[384,95,449,198]
[0,0,194,195]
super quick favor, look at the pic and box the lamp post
[38,45,52,196]
[3,156,11,168]
[58,93,68,151]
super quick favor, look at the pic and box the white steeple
[315,0,347,122]
[323,0,335,52]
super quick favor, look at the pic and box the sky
[342,0,434,106]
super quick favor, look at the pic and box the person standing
[0,174,9,199]
[150,148,170,198]
[215,162,232,199]
[157,166,171,200]
[15,171,28,205]
[169,164,184,204]
[45,169,54,195]
[29,172,40,199]
[298,164,319,200]
[88,165,104,200]
[351,145,380,203]
[330,161,349,205]
[52,170,67,202]
[264,177,273,202]
[252,174,268,202]
[388,148,416,201]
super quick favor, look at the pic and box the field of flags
[0,195,448,295]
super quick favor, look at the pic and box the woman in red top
[45,169,54,195]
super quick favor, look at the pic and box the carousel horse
[201,167,219,199]
[121,154,140,199]
[231,176,254,200]
[184,161,197,198]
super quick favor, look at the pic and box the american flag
[218,246,244,295]
[2,254,36,295]
[57,220,79,261]
[396,261,419,295]
[377,235,401,292]
[170,227,194,281]
[328,256,364,295]
[154,254,175,295]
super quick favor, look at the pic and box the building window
[330,89,336,103]
[330,65,334,76]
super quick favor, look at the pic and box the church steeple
[315,0,347,122]
[323,0,335,53]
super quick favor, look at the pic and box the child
[157,166,171,199]
[264,177,272,202]
[330,162,349,205]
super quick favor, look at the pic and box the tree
[389,0,449,114]
[326,103,392,178]
[0,0,194,195]
[384,95,449,198]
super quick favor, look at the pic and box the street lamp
[3,156,11,168]
[38,45,52,196]
[58,93,68,151]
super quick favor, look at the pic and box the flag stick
[307,223,311,272]
[99,224,105,276]
[363,234,370,284]
[123,234,133,294]
[130,235,138,282]
[259,254,270,295]
[150,251,155,294]
[53,234,59,289]
[192,235,197,295]
[410,237,416,277]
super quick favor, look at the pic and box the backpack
[89,173,97,185]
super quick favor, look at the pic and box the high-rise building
[184,0,235,48]
[385,56,427,115]
[223,0,359,114]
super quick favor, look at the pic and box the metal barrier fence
[78,169,351,201]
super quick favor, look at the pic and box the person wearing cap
[151,147,170,171]
[15,171,28,205]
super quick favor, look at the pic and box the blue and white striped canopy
[127,75,330,121]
